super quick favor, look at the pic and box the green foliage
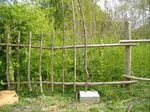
[0,0,149,99]
[0,3,51,34]
[0,1,149,111]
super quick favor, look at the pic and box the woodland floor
[0,82,150,112]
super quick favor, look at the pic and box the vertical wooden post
[72,0,77,93]
[17,32,20,91]
[61,0,65,93]
[51,32,54,92]
[6,33,10,89]
[78,0,89,91]
[39,32,44,93]
[94,0,97,39]
[124,21,132,76]
[51,0,55,93]
[28,31,32,91]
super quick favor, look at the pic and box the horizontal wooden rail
[0,43,137,50]
[54,44,137,49]
[120,39,150,43]
[3,80,137,85]
[123,75,150,81]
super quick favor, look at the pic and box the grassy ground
[0,82,149,112]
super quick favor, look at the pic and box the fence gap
[28,31,32,91]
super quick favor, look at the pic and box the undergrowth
[0,82,149,112]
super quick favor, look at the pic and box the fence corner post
[124,21,132,77]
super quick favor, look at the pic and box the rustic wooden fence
[0,21,150,93]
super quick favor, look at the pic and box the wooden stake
[28,31,32,91]
[61,0,65,93]
[51,32,54,92]
[78,0,89,91]
[6,33,10,89]
[51,0,55,93]
[94,0,97,39]
[72,0,77,93]
[17,32,20,91]
[39,32,44,93]
[124,21,132,76]
[127,104,134,112]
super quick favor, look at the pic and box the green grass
[0,82,149,112]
